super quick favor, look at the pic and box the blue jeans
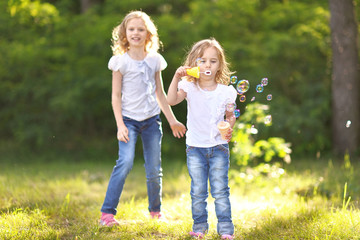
[186,144,234,235]
[101,115,163,215]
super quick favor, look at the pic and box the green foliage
[0,0,355,156]
[1,1,115,146]
[8,0,60,26]
[231,103,292,166]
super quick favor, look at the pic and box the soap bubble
[236,80,250,95]
[267,94,272,101]
[250,125,258,134]
[196,58,204,66]
[346,120,351,128]
[226,103,236,112]
[239,95,246,102]
[251,97,256,102]
[264,115,272,125]
[256,84,264,93]
[230,76,238,84]
[234,109,240,118]
[261,78,268,86]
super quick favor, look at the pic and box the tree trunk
[80,0,92,13]
[329,0,360,155]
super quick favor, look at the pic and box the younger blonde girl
[167,38,236,239]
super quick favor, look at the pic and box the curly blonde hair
[111,11,161,55]
[183,38,234,85]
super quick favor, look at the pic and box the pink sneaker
[221,234,234,239]
[150,211,166,220]
[189,231,205,239]
[99,213,119,227]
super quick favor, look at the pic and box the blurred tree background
[0,0,359,161]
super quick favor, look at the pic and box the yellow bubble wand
[186,67,211,78]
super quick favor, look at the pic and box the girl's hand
[170,121,187,138]
[174,66,188,80]
[117,124,129,143]
[224,128,233,142]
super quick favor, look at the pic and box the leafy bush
[231,102,292,167]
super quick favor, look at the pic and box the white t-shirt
[108,52,167,121]
[178,80,237,147]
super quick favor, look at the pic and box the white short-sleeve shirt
[108,52,167,121]
[178,80,237,147]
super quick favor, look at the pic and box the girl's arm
[111,70,129,143]
[224,110,237,142]
[155,71,186,138]
[225,110,236,129]
[167,66,187,106]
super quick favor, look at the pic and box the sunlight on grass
[0,208,61,239]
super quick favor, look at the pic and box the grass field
[1,146,360,239]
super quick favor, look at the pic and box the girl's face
[198,46,220,79]
[126,18,148,48]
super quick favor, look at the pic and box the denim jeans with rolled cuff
[186,144,234,235]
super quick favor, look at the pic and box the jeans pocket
[123,116,132,121]
[216,144,229,154]
[155,115,162,125]
[186,145,194,154]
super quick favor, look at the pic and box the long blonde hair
[183,38,233,85]
[111,11,161,55]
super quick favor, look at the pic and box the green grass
[1,148,360,239]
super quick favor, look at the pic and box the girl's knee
[115,158,134,171]
[146,169,162,180]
